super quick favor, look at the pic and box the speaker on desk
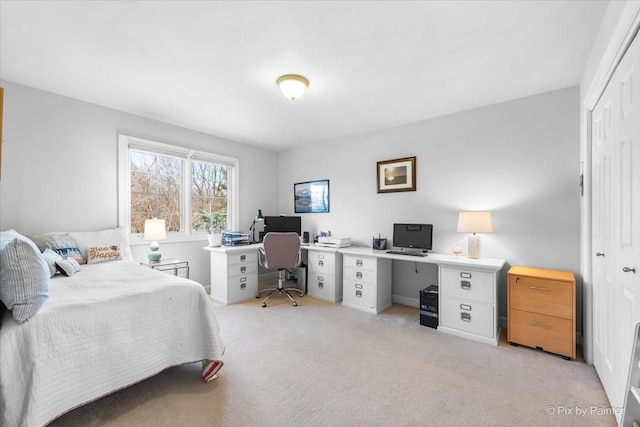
[420,285,438,329]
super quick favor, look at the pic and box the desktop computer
[419,285,438,329]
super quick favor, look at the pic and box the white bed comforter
[0,261,225,427]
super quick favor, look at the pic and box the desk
[340,247,505,345]
[204,244,505,345]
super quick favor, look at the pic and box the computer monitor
[263,215,302,236]
[392,223,433,251]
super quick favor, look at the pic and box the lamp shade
[144,218,167,241]
[457,211,493,233]
[277,74,309,100]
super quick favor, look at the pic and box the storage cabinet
[208,247,258,304]
[342,254,391,314]
[507,266,576,359]
[439,266,498,344]
[306,247,343,303]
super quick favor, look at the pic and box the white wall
[279,87,581,330]
[0,81,279,286]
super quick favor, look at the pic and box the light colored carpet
[51,293,616,427]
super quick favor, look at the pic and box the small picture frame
[377,156,416,193]
[294,179,330,213]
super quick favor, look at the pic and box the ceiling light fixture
[277,74,309,101]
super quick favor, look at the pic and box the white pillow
[69,227,133,262]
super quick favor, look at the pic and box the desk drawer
[343,267,376,284]
[440,297,494,338]
[308,252,336,273]
[228,252,256,266]
[440,267,493,304]
[509,276,573,319]
[228,273,258,303]
[307,273,337,301]
[343,255,376,271]
[228,262,257,277]
[343,279,375,310]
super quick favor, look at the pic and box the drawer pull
[318,260,324,267]
[240,266,246,273]
[240,283,246,291]
[461,312,471,322]
[528,286,550,292]
[623,266,636,273]
[317,282,323,289]
[529,320,551,328]
[355,284,363,289]
[356,290,362,298]
[317,276,324,281]
[461,280,471,290]
[356,272,363,279]
[318,254,324,259]
[459,304,472,311]
[460,272,472,279]
[356,259,363,267]
[596,252,605,257]
[240,255,246,262]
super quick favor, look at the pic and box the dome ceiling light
[277,74,309,101]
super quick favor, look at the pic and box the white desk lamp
[457,211,492,259]
[144,218,167,262]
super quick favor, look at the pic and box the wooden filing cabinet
[439,266,498,344]
[342,254,392,314]
[208,247,258,304]
[306,247,343,303]
[507,266,576,359]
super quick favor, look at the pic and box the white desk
[204,244,505,345]
[339,247,505,345]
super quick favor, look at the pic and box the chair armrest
[258,246,267,268]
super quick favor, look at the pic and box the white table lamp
[144,218,167,262]
[457,211,492,259]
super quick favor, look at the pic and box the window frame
[118,135,239,245]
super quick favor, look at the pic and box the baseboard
[392,295,419,308]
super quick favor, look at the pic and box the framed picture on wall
[377,156,416,193]
[294,179,330,213]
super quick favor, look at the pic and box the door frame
[581,1,640,364]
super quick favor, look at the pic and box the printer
[316,236,352,248]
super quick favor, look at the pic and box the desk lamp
[144,218,166,262]
[253,209,265,242]
[457,211,492,259]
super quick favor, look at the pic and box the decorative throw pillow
[42,248,64,277]
[28,233,87,265]
[56,258,81,277]
[87,244,123,264]
[69,227,133,262]
[0,232,50,323]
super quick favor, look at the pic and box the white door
[592,33,640,422]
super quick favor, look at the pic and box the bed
[0,229,225,427]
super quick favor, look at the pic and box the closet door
[592,33,640,420]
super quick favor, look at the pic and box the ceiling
[0,1,608,151]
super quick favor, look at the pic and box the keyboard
[386,250,427,257]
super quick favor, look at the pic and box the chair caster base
[262,303,267,307]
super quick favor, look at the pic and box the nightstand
[143,258,190,279]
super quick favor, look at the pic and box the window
[118,135,239,242]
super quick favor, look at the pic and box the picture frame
[377,156,416,193]
[294,179,330,213]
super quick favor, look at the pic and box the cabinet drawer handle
[355,284,363,289]
[356,259,363,267]
[461,280,471,290]
[317,276,324,281]
[596,252,605,257]
[318,254,324,259]
[318,260,324,267]
[459,304,472,311]
[528,286,550,292]
[460,272,472,279]
[240,266,246,273]
[529,320,551,328]
[623,266,636,273]
[356,272,363,279]
[240,255,246,262]
[317,282,323,289]
[240,283,246,291]
[355,290,362,298]
[461,312,471,322]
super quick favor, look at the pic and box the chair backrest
[261,232,301,270]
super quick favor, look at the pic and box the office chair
[256,232,304,307]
